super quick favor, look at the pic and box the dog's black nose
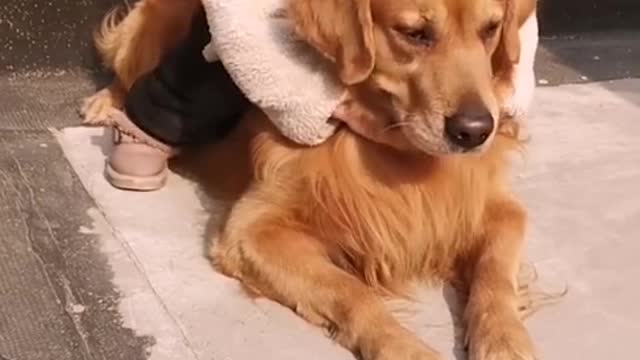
[445,110,494,150]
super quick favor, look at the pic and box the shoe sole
[105,162,169,192]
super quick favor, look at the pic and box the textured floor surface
[1,33,639,360]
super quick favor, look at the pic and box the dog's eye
[481,21,501,40]
[396,27,436,47]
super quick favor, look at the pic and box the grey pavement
[1,33,639,360]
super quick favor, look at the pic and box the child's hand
[332,94,415,152]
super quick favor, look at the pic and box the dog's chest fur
[281,132,509,292]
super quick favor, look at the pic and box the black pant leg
[124,9,250,147]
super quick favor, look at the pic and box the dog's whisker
[382,121,414,133]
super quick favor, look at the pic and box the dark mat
[0,0,123,73]
[1,0,639,73]
[539,0,640,35]
[0,129,154,360]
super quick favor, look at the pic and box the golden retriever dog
[87,0,543,359]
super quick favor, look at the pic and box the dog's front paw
[363,327,441,360]
[468,317,536,360]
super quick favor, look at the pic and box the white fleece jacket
[201,0,343,146]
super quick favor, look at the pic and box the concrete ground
[1,32,639,360]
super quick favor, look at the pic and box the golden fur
[197,109,527,360]
[86,0,542,359]
[81,0,200,124]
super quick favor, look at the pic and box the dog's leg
[212,197,440,360]
[463,197,536,360]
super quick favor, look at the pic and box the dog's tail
[93,0,201,89]
[94,6,126,72]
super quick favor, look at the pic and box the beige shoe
[106,130,171,191]
[103,109,176,191]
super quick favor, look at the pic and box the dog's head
[290,0,534,155]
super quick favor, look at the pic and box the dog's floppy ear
[492,0,536,77]
[288,0,375,85]
[492,0,520,79]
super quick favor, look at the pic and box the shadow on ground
[536,0,640,105]
[536,31,640,107]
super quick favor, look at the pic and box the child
[103,6,401,191]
